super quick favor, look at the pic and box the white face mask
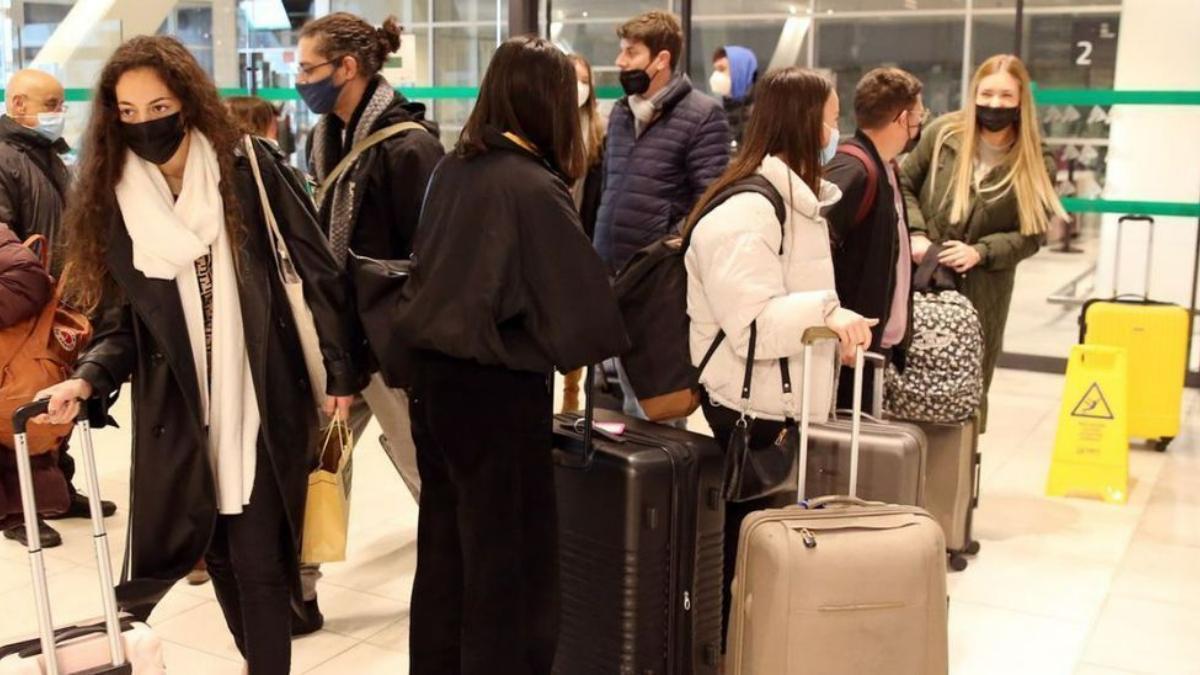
[709,70,732,98]
[30,111,66,141]
[577,81,591,108]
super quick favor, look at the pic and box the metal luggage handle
[12,399,127,675]
[1113,214,1155,298]
[798,340,874,504]
[804,495,882,510]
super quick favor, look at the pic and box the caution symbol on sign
[1071,382,1115,420]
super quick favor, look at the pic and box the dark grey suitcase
[553,370,725,675]
[915,417,981,571]
[804,355,928,506]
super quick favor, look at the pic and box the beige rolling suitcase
[725,330,949,675]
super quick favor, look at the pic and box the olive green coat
[899,113,1053,425]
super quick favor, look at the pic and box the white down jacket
[686,154,842,422]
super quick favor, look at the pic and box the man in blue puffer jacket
[595,11,731,421]
[595,11,731,275]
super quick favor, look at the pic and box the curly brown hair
[61,35,245,314]
[300,13,402,78]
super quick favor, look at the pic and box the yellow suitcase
[1079,298,1189,450]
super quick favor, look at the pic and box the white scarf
[114,131,261,515]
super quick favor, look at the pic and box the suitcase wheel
[949,554,969,572]
[1154,437,1173,453]
[965,540,981,556]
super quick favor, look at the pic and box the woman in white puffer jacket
[683,67,877,643]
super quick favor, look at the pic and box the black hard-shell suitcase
[553,371,725,675]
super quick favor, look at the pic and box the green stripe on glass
[1061,198,1200,218]
[1031,89,1200,106]
[22,87,1200,106]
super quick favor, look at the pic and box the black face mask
[904,124,923,154]
[121,112,187,165]
[619,68,652,97]
[976,105,1020,133]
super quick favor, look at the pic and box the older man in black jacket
[823,68,926,411]
[0,70,71,270]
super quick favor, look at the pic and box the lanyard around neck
[502,131,539,155]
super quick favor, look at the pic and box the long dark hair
[457,36,584,181]
[683,67,831,236]
[62,35,244,314]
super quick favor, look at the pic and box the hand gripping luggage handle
[12,400,127,675]
[797,329,867,503]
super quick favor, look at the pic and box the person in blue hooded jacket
[710,45,759,150]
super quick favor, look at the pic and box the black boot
[4,520,63,548]
[46,492,117,520]
[291,598,324,637]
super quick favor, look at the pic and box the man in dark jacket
[595,11,731,274]
[596,11,730,421]
[295,12,445,634]
[0,70,72,267]
[0,70,116,541]
[823,67,926,410]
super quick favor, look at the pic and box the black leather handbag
[723,321,801,503]
[347,252,412,387]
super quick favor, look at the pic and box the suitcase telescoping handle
[1114,214,1155,298]
[12,399,127,675]
[796,327,869,503]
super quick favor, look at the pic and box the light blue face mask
[33,112,66,142]
[820,123,840,166]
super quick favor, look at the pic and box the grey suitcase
[725,331,949,675]
[805,354,928,507]
[915,418,981,571]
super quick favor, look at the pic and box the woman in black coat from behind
[395,36,629,675]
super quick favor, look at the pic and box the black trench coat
[73,139,368,617]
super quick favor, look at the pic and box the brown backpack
[0,235,92,455]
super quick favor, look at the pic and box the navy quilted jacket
[594,75,731,272]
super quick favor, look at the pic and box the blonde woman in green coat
[899,54,1065,429]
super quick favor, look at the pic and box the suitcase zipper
[800,528,817,548]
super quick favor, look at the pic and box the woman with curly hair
[35,35,367,673]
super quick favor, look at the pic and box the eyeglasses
[897,106,931,127]
[293,57,342,82]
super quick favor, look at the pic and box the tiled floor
[1,369,1197,674]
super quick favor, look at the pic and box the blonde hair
[930,54,1065,236]
[569,53,605,169]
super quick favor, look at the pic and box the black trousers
[57,442,77,499]
[408,351,558,675]
[205,446,291,675]
[701,397,796,647]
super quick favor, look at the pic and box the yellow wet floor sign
[1046,345,1129,504]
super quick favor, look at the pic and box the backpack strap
[315,121,429,206]
[836,143,880,226]
[686,174,787,253]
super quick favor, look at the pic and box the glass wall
[0,0,1151,371]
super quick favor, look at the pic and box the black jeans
[205,446,291,675]
[408,351,558,675]
[701,397,796,647]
